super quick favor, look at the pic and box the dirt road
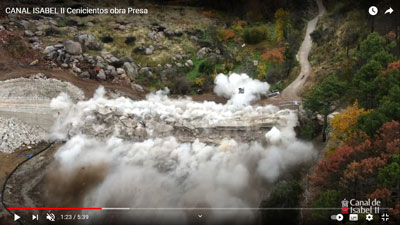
[280,0,326,101]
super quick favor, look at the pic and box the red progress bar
[8,208,102,210]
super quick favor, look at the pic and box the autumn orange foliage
[216,28,235,41]
[389,202,400,221]
[381,60,400,76]
[261,47,285,63]
[331,101,370,141]
[367,188,392,204]
[387,60,400,71]
[310,121,400,189]
[384,31,396,41]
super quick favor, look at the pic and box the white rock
[117,68,125,75]
[64,40,82,55]
[186,59,195,67]
[145,48,153,55]
[24,30,34,37]
[97,69,106,80]
[43,46,56,54]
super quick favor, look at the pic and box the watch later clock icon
[369,6,378,16]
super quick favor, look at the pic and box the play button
[14,214,21,221]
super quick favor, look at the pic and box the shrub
[199,59,215,74]
[275,8,291,42]
[100,35,113,43]
[125,36,136,45]
[257,63,267,80]
[243,26,268,44]
[217,28,235,41]
[261,47,285,63]
[133,46,145,54]
[172,76,190,94]
[298,119,321,140]
[232,20,247,33]
[310,29,323,44]
[45,27,61,36]
[195,77,205,87]
[65,19,79,26]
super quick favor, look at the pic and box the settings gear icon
[366,213,374,221]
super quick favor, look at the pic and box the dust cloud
[46,73,315,224]
[214,73,270,106]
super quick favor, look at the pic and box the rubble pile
[0,117,46,153]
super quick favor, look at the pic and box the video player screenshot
[0,0,399,224]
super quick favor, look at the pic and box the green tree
[304,75,347,142]
[370,50,396,67]
[274,8,291,42]
[260,180,303,225]
[358,32,395,61]
[310,29,323,45]
[357,111,388,137]
[373,69,400,106]
[357,71,400,136]
[378,153,400,202]
[341,23,359,57]
[311,190,340,224]
[378,86,400,121]
[379,159,400,189]
[352,60,384,109]
[353,32,396,109]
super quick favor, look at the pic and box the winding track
[280,0,326,101]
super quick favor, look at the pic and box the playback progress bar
[7,207,347,211]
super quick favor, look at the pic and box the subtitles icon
[349,214,358,221]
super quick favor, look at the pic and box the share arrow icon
[385,7,394,15]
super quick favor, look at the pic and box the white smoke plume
[214,73,270,106]
[48,74,314,224]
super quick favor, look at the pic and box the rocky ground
[0,2,278,154]
[0,74,85,153]
[0,117,46,154]
[1,3,228,94]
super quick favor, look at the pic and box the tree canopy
[304,75,347,141]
